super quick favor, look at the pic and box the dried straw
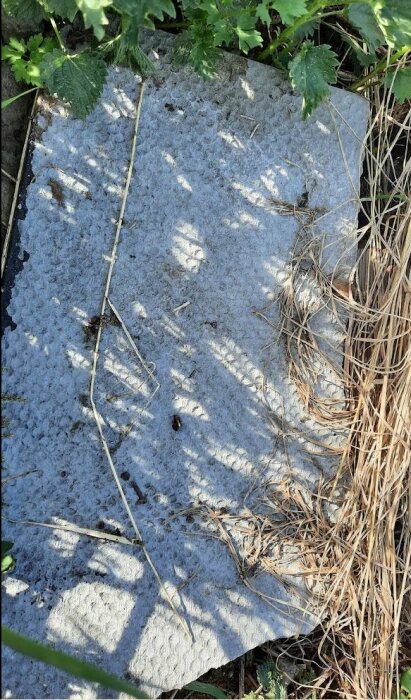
[203,52,410,698]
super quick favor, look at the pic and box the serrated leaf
[40,48,107,118]
[112,0,175,29]
[74,0,111,40]
[1,45,19,61]
[256,1,271,26]
[41,0,78,19]
[2,44,24,61]
[212,18,233,46]
[8,36,27,52]
[273,0,307,26]
[235,17,263,53]
[189,32,220,77]
[198,0,220,24]
[111,0,140,13]
[348,3,385,52]
[385,66,411,103]
[26,33,44,51]
[11,59,34,82]
[291,18,319,41]
[257,661,287,699]
[289,41,338,118]
[377,0,411,48]
[2,33,57,86]
[174,23,220,78]
[102,32,155,76]
[118,11,141,47]
[1,0,47,22]
[143,0,176,27]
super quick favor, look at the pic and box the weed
[1,0,410,118]
[1,541,15,575]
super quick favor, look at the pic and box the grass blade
[184,680,228,698]
[2,627,148,698]
[1,87,38,109]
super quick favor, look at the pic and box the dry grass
[275,56,411,697]
[199,54,410,699]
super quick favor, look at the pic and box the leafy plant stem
[351,47,410,90]
[258,0,335,60]
[49,17,65,52]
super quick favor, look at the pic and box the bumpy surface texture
[2,31,368,698]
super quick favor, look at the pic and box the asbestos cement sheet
[2,30,368,698]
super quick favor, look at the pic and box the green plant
[244,660,288,699]
[257,661,287,699]
[2,627,228,698]
[184,680,228,698]
[1,0,410,118]
[2,626,148,698]
[295,664,317,699]
[399,668,411,700]
[1,541,15,574]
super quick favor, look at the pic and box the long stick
[1,89,39,280]
[89,81,191,639]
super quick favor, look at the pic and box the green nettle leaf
[142,0,176,27]
[40,0,78,19]
[235,17,263,53]
[376,0,411,48]
[348,3,385,53]
[291,18,319,41]
[75,0,112,40]
[112,0,175,29]
[40,48,107,118]
[385,66,411,103]
[1,0,47,22]
[273,0,307,26]
[289,41,338,118]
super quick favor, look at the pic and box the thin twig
[1,89,39,280]
[1,168,17,183]
[5,517,138,546]
[89,81,191,640]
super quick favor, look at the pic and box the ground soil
[1,9,38,247]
